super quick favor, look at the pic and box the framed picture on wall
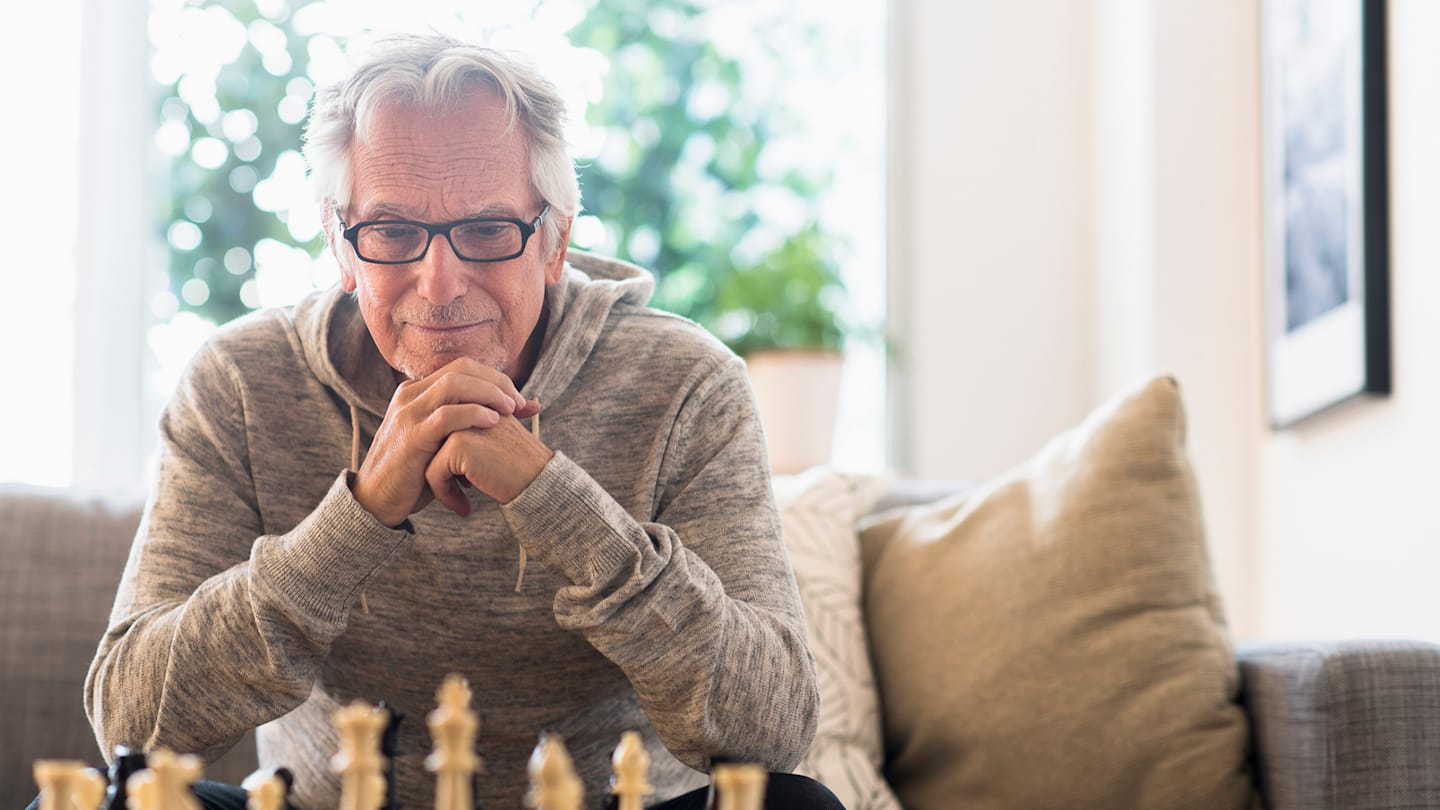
[1260,0,1389,429]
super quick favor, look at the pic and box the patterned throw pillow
[775,468,904,810]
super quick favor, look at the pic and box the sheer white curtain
[73,2,158,495]
[0,1,84,487]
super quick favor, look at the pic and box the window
[1,0,886,489]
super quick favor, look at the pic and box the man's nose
[413,233,468,305]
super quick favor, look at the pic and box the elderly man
[81,33,834,810]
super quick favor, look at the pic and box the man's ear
[544,215,573,286]
[324,198,358,292]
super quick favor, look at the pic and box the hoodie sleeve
[84,342,411,764]
[500,355,818,773]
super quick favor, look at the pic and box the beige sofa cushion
[776,468,903,810]
[859,375,1259,810]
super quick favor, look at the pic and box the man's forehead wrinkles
[349,100,536,223]
[353,171,525,222]
[354,152,514,184]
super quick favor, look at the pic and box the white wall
[1088,0,1267,634]
[1257,0,1440,642]
[893,0,1440,642]
[1143,1,1266,637]
[891,0,1097,481]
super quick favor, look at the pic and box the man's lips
[407,320,491,334]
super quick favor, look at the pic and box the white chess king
[332,702,388,810]
[426,674,481,810]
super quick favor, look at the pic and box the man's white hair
[303,33,580,254]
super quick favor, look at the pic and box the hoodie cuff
[250,471,412,631]
[501,452,645,587]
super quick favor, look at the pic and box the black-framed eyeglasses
[339,204,550,264]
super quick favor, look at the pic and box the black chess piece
[270,768,295,807]
[377,701,405,810]
[104,746,148,810]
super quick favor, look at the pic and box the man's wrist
[495,447,555,505]
[346,471,410,529]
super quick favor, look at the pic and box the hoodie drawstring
[350,403,370,615]
[514,410,539,593]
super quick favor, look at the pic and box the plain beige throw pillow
[859,375,1260,810]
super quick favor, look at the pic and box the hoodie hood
[295,250,656,419]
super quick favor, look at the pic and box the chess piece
[75,768,109,810]
[525,735,582,810]
[34,760,107,810]
[377,701,405,810]
[609,731,651,810]
[426,674,481,810]
[105,747,149,810]
[334,702,389,810]
[712,763,766,810]
[125,749,203,810]
[241,768,293,810]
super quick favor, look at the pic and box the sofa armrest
[1237,640,1440,810]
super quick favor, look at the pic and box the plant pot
[744,349,844,474]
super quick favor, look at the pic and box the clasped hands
[350,357,553,527]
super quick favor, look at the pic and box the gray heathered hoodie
[85,252,818,808]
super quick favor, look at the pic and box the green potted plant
[656,223,851,473]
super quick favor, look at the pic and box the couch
[4,378,1439,808]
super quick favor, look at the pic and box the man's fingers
[416,403,502,446]
[396,357,528,412]
[425,441,473,517]
[410,374,529,417]
[351,400,501,525]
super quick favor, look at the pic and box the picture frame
[1260,0,1390,429]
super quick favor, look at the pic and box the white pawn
[426,674,481,810]
[33,760,107,810]
[126,749,203,810]
[525,735,582,810]
[333,702,388,810]
[609,731,651,810]
[713,763,767,810]
[241,769,290,810]
[74,767,109,810]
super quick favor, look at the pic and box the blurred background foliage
[154,0,850,356]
